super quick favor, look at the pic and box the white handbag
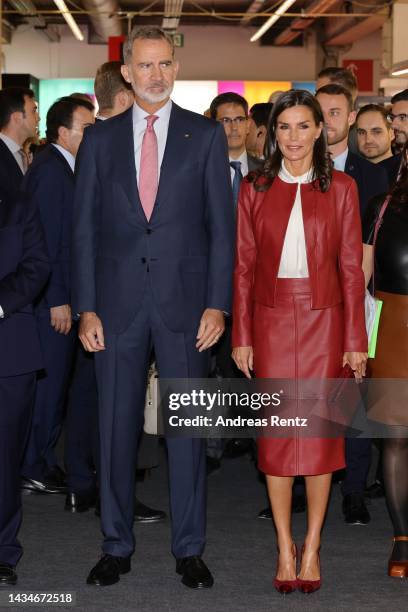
[144,364,159,435]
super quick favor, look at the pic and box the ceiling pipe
[240,0,267,25]
[324,8,387,46]
[81,0,123,40]
[274,0,338,45]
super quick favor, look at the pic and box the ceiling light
[391,61,408,77]
[53,0,84,41]
[250,0,297,42]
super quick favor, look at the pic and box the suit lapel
[154,104,188,213]
[0,139,24,182]
[48,145,74,180]
[113,108,145,222]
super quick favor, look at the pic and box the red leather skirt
[254,278,345,476]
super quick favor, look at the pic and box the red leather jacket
[232,169,367,352]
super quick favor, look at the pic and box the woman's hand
[232,346,254,379]
[343,351,368,381]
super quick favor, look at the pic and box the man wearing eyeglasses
[209,92,262,210]
[390,89,408,147]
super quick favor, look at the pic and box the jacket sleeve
[71,130,100,315]
[23,165,69,308]
[0,196,50,314]
[204,123,235,313]
[232,180,256,347]
[338,179,368,352]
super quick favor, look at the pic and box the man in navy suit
[317,84,389,526]
[0,90,49,586]
[0,87,39,197]
[21,97,95,496]
[72,26,234,588]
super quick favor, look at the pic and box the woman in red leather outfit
[232,90,367,594]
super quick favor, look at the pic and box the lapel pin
[184,133,191,138]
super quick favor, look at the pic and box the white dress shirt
[132,99,172,186]
[0,132,25,174]
[277,161,313,279]
[229,150,249,183]
[52,144,75,173]
[332,147,348,172]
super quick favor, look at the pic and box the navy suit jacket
[379,154,402,188]
[23,145,74,311]
[345,151,388,218]
[0,190,50,376]
[72,103,235,334]
[0,139,24,204]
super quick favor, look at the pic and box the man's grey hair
[123,26,175,63]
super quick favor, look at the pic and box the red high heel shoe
[388,536,408,578]
[297,545,321,594]
[273,543,298,595]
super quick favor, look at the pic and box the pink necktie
[139,115,159,221]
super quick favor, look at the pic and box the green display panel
[39,79,95,137]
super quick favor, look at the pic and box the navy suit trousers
[64,343,99,494]
[95,282,209,559]
[0,373,36,565]
[22,313,76,480]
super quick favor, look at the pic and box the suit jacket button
[141,257,147,263]
[146,229,152,234]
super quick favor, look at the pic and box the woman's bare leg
[298,473,332,580]
[266,475,296,580]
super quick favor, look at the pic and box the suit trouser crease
[22,315,76,480]
[95,284,207,558]
[0,373,36,565]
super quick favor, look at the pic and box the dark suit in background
[345,151,388,218]
[21,145,77,484]
[342,150,388,500]
[0,190,49,566]
[0,140,24,205]
[72,103,234,559]
[379,153,402,188]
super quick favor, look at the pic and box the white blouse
[277,161,313,278]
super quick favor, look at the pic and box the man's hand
[196,308,225,352]
[79,311,105,352]
[232,346,253,379]
[50,304,72,335]
[343,351,368,381]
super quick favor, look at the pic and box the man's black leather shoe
[206,456,221,476]
[95,498,166,523]
[86,554,131,586]
[342,493,371,525]
[364,480,385,499]
[0,563,17,586]
[257,507,272,520]
[65,491,97,513]
[292,491,306,513]
[257,492,306,520]
[223,439,255,460]
[176,556,214,589]
[22,466,67,495]
[134,499,166,523]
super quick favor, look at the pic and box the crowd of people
[0,24,407,594]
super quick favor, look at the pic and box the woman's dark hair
[389,142,408,208]
[250,89,332,193]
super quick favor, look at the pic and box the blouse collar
[279,160,314,185]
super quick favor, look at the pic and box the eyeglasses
[387,113,408,123]
[218,116,247,125]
